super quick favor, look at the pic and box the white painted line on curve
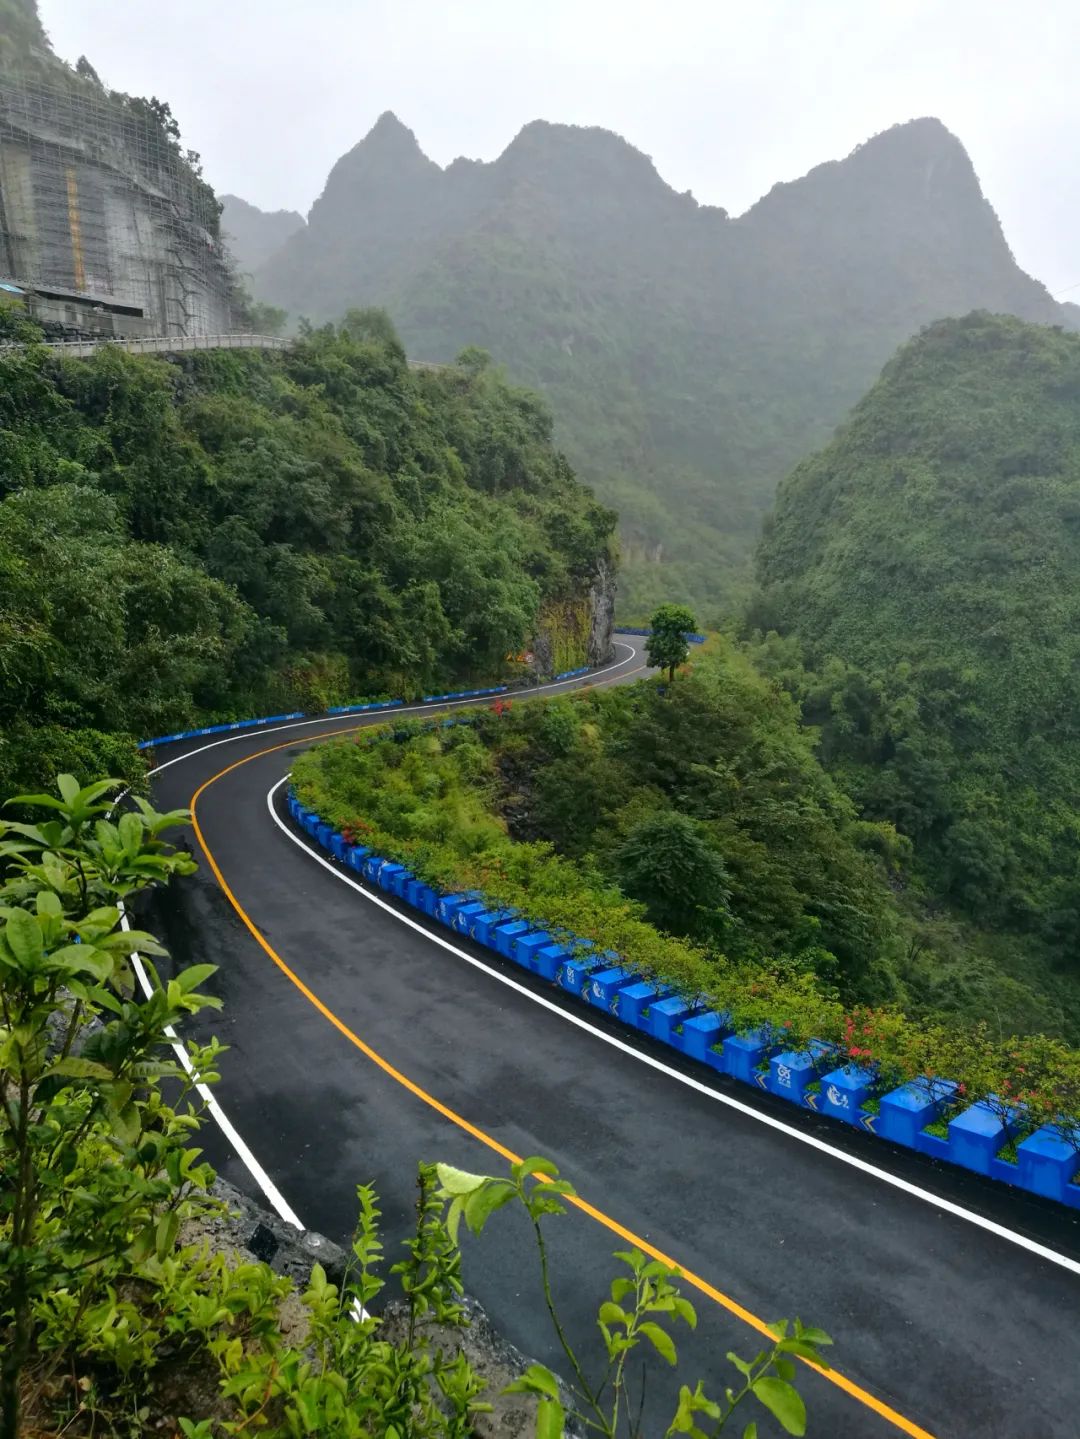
[118,903,305,1229]
[265,775,1080,1281]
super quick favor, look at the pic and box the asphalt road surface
[148,639,1080,1438]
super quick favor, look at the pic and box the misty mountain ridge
[220,194,305,276]
[240,112,1068,615]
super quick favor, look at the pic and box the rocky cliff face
[243,113,1067,614]
[530,556,616,677]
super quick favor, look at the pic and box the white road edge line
[147,642,641,775]
[265,774,1080,1281]
[128,643,644,1235]
[118,904,305,1229]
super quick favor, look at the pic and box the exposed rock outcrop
[182,1178,581,1435]
[530,557,616,676]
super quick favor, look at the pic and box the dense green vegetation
[0,303,613,794]
[294,642,908,1006]
[244,112,1068,617]
[751,312,1080,1040]
[0,775,827,1438]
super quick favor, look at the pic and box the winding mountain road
[149,639,1080,1438]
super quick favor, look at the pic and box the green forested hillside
[0,305,613,792]
[244,114,1068,616]
[751,312,1080,1035]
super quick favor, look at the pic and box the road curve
[149,640,1080,1439]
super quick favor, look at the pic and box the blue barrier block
[682,1012,732,1066]
[329,833,348,861]
[649,996,692,1048]
[403,878,426,909]
[468,909,512,946]
[288,796,299,819]
[723,1030,776,1085]
[816,1065,875,1125]
[363,854,388,884]
[948,1098,1019,1176]
[346,845,370,874]
[513,930,553,970]
[316,823,334,850]
[436,894,472,927]
[377,862,406,893]
[1015,1128,1080,1202]
[414,882,439,914]
[389,868,414,899]
[915,1129,953,1161]
[586,966,636,1013]
[616,981,666,1028]
[989,1155,1022,1187]
[533,942,570,981]
[451,901,488,935]
[303,812,320,837]
[494,920,531,959]
[767,1049,823,1106]
[557,954,603,996]
[877,1078,958,1148]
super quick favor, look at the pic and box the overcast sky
[37,0,1080,295]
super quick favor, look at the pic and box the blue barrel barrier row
[287,787,1080,1211]
[555,665,591,680]
[140,683,516,749]
[138,711,306,750]
[421,685,510,703]
[326,699,405,716]
[615,626,706,644]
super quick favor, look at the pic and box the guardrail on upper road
[0,332,450,365]
[615,626,707,644]
[1,333,291,359]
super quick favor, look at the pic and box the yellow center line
[185,706,936,1439]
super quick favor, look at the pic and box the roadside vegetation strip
[282,780,1080,1236]
[184,747,938,1439]
[137,642,641,753]
[288,688,1080,1213]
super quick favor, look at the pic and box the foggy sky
[37,0,1080,295]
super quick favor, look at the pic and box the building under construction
[0,72,234,339]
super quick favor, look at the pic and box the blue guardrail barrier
[286,787,1080,1213]
[615,626,706,644]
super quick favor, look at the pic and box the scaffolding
[0,72,234,337]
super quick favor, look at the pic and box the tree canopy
[646,603,696,680]
[0,308,614,792]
